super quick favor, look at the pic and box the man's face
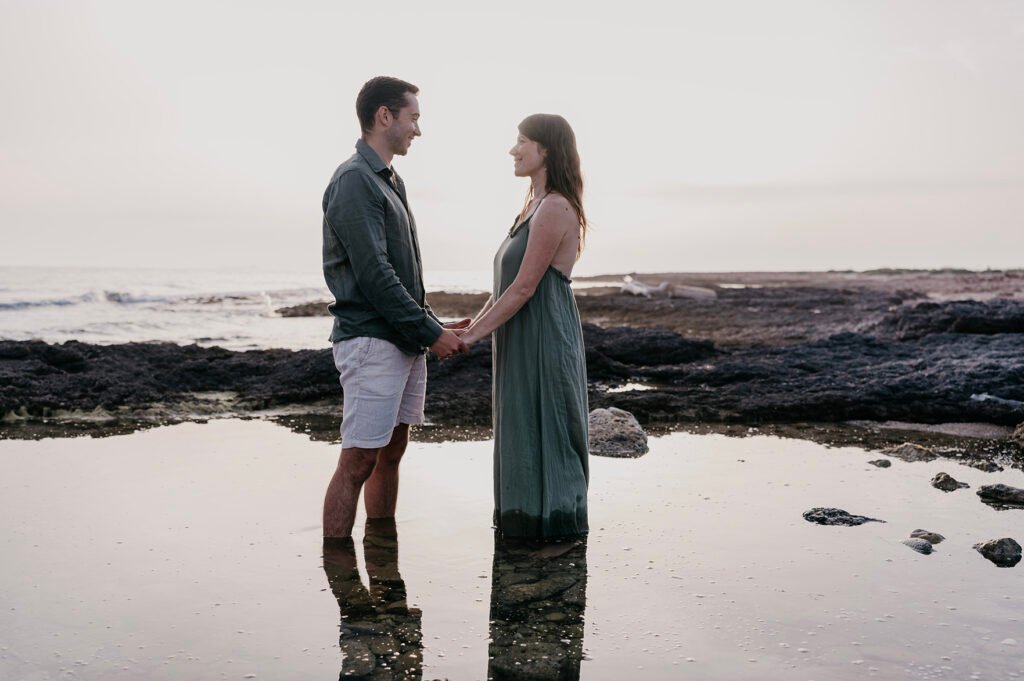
[385,93,421,157]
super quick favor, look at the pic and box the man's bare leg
[364,424,410,518]
[323,447,380,538]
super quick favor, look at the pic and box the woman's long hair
[518,114,588,257]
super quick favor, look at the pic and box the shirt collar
[355,138,391,175]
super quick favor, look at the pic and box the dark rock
[870,299,1024,340]
[339,639,376,676]
[977,484,1024,507]
[581,324,715,366]
[488,641,577,680]
[588,407,648,458]
[964,459,1004,473]
[901,538,933,554]
[931,472,969,492]
[1013,421,1024,449]
[802,508,885,526]
[488,538,587,681]
[883,443,937,463]
[973,538,1022,567]
[910,529,945,544]
[3,319,1024,431]
[868,459,892,468]
[275,301,330,318]
[495,573,579,608]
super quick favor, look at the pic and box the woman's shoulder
[535,193,577,224]
[541,192,572,209]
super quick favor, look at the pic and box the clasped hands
[429,318,474,360]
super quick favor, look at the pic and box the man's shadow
[322,519,423,680]
[486,536,589,681]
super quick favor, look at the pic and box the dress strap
[509,192,550,237]
[523,192,549,222]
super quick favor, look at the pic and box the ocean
[0,266,499,351]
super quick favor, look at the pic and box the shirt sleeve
[324,171,443,348]
[424,300,443,325]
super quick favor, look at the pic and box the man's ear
[376,105,392,128]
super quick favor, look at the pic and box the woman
[460,114,589,539]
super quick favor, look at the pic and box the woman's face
[509,134,546,177]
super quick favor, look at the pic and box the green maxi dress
[491,209,590,539]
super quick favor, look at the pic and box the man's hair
[356,76,419,133]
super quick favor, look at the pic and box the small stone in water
[931,472,969,492]
[802,508,884,526]
[901,538,933,555]
[973,538,1022,568]
[910,529,945,544]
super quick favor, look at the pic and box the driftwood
[620,277,717,300]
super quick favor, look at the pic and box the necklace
[508,192,550,237]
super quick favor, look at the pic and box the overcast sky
[1,0,1022,276]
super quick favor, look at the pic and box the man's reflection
[487,536,588,681]
[322,518,423,679]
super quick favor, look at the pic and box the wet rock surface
[882,443,938,463]
[588,407,649,458]
[1014,421,1024,449]
[976,483,1024,508]
[488,538,588,681]
[322,521,423,679]
[866,299,1024,341]
[963,459,1004,473]
[973,538,1023,567]
[4,319,1023,434]
[931,472,969,492]
[802,508,885,526]
[5,272,1024,439]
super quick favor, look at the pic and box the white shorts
[332,336,427,449]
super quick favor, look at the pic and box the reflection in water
[322,519,423,679]
[487,536,588,681]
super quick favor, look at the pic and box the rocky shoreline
[3,271,1023,460]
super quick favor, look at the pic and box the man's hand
[429,329,468,360]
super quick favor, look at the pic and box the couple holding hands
[321,76,589,543]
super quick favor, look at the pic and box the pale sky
[1,0,1022,276]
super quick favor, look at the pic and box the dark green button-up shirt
[322,139,443,355]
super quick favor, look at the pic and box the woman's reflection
[487,536,589,681]
[322,518,423,679]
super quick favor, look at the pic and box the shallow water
[1,420,1022,680]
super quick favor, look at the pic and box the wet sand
[2,419,1022,680]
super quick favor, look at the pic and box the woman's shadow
[487,536,589,681]
[322,518,423,679]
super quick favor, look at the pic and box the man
[321,76,467,538]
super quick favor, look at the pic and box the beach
[3,269,1023,442]
[2,267,1023,680]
